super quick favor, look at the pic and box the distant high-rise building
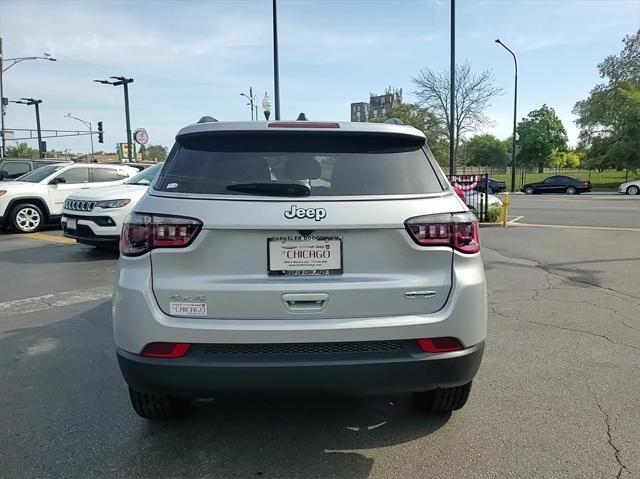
[350,87,402,122]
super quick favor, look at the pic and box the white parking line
[508,215,525,224]
[511,222,640,232]
[0,286,112,319]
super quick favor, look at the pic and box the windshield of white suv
[125,163,163,186]
[16,164,65,183]
[155,132,444,196]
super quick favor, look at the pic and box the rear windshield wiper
[226,182,311,197]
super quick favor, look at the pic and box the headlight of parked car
[95,199,131,209]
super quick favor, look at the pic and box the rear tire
[413,382,472,413]
[566,186,576,195]
[524,187,534,195]
[627,185,640,195]
[128,387,191,420]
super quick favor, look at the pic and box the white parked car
[0,163,138,233]
[618,179,640,195]
[62,163,163,247]
[463,191,502,211]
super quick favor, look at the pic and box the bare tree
[412,62,503,160]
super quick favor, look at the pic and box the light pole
[65,113,94,161]
[495,39,518,192]
[449,0,456,177]
[240,87,256,121]
[0,37,57,158]
[272,0,281,120]
[94,76,134,162]
[11,98,44,158]
[262,93,272,121]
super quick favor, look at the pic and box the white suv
[113,120,487,420]
[62,163,163,247]
[0,163,138,233]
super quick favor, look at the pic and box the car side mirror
[50,177,66,185]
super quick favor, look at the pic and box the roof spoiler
[198,116,218,124]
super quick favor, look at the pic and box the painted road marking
[0,286,112,319]
[512,222,640,232]
[508,216,525,224]
[24,232,76,245]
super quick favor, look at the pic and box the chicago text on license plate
[169,302,208,317]
[268,236,342,275]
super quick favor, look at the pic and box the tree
[412,61,503,162]
[573,30,640,172]
[144,144,168,162]
[377,103,449,166]
[516,105,568,172]
[548,150,581,170]
[465,134,507,167]
[5,143,38,158]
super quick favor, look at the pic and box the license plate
[169,302,208,317]
[268,236,342,276]
[67,218,77,230]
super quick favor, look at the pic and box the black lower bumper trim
[117,341,485,397]
[63,228,119,246]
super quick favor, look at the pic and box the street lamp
[495,38,518,192]
[65,113,94,161]
[271,0,281,120]
[240,87,256,121]
[0,36,57,158]
[94,76,134,162]
[11,98,44,158]
[262,93,272,121]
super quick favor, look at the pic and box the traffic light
[97,121,104,143]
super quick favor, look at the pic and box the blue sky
[1,0,638,154]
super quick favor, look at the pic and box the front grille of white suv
[64,200,96,212]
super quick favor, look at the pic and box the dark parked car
[0,158,70,180]
[521,175,592,195]
[477,178,507,194]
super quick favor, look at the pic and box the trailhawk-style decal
[284,205,327,221]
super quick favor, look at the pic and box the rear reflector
[417,337,464,353]
[141,342,191,358]
[405,212,480,254]
[267,122,340,129]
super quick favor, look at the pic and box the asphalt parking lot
[1,194,639,478]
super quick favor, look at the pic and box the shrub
[486,205,503,223]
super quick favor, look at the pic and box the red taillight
[581,181,589,187]
[120,213,202,256]
[417,337,464,353]
[142,342,191,358]
[267,122,340,128]
[405,212,480,254]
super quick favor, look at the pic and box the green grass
[492,170,638,191]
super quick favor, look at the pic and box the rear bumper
[116,341,484,397]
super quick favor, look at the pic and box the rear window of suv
[155,131,444,196]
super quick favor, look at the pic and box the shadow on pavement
[0,243,118,264]
[1,301,450,479]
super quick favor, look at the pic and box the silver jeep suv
[113,120,487,420]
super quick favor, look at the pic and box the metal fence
[449,174,490,222]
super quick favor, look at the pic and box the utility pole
[495,39,518,192]
[94,76,134,162]
[272,0,281,120]
[11,98,44,157]
[240,87,256,121]
[449,0,456,177]
[0,38,5,158]
[65,113,94,161]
